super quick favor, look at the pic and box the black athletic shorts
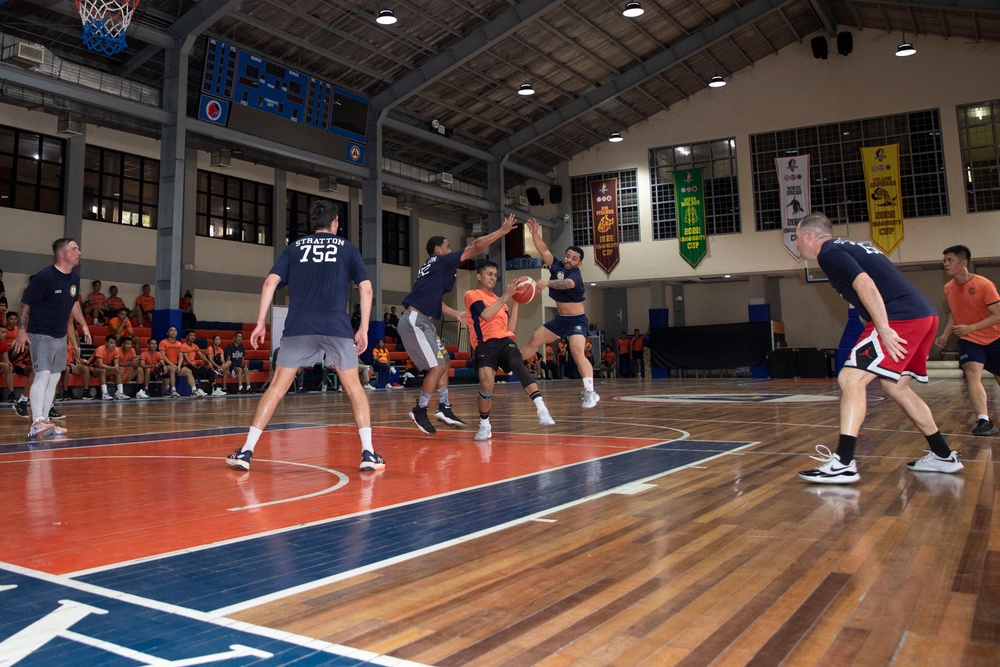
[474,337,521,372]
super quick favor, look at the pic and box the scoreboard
[198,38,367,165]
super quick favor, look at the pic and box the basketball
[512,277,537,304]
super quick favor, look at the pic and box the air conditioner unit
[470,220,488,236]
[435,172,454,185]
[1,42,45,69]
[210,148,231,168]
[319,176,338,192]
[517,196,529,207]
[57,115,84,137]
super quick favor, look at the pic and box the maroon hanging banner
[590,178,620,275]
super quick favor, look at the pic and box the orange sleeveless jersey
[465,289,515,349]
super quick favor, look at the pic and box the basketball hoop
[74,0,141,56]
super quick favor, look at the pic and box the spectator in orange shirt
[139,338,165,398]
[631,328,646,379]
[108,307,134,342]
[180,329,212,397]
[557,338,571,379]
[103,285,127,322]
[0,336,13,402]
[206,334,228,396]
[542,343,558,380]
[88,334,127,400]
[61,339,91,400]
[617,331,632,378]
[371,339,392,389]
[131,283,155,326]
[83,280,108,325]
[584,337,594,369]
[601,345,616,378]
[158,325,194,398]
[119,336,143,397]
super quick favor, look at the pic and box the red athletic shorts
[844,315,938,383]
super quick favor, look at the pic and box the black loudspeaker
[837,31,853,56]
[811,36,828,60]
[549,185,563,205]
[525,187,544,206]
[796,348,829,378]
[767,348,797,379]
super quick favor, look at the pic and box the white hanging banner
[775,155,811,260]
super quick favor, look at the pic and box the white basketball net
[74,0,141,56]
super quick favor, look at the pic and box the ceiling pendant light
[623,2,644,18]
[376,8,397,25]
[708,74,726,88]
[895,41,915,57]
[518,83,535,96]
[609,132,623,143]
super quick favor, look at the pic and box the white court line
[0,561,432,667]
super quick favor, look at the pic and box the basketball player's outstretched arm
[461,214,517,262]
[525,219,554,266]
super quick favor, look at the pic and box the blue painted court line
[0,423,319,453]
[77,440,751,613]
[0,567,419,666]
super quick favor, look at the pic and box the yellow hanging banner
[860,144,903,255]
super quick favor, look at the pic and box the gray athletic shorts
[397,308,448,370]
[28,333,67,374]
[275,335,358,370]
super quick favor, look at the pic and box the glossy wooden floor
[2,376,998,666]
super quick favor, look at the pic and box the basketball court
[2,376,996,665]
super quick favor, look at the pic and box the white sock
[533,396,546,409]
[117,384,124,392]
[979,414,989,421]
[242,426,263,453]
[583,377,594,392]
[359,427,373,454]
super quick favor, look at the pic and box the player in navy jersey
[13,238,92,439]
[794,213,961,484]
[398,213,517,434]
[519,219,600,409]
[225,199,384,472]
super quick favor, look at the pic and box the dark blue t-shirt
[548,259,585,304]
[403,250,464,320]
[21,265,81,337]
[817,239,935,322]
[269,233,368,338]
[224,342,245,366]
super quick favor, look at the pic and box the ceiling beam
[490,0,790,157]
[371,0,561,112]
[807,0,838,35]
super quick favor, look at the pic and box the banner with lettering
[775,155,810,260]
[590,178,620,275]
[861,144,903,255]
[675,168,707,268]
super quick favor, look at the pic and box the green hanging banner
[675,168,707,268]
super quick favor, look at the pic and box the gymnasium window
[83,146,158,228]
[286,191,349,244]
[649,138,740,240]
[750,109,948,230]
[196,171,273,245]
[957,100,1000,213]
[383,210,409,266]
[570,169,638,247]
[0,124,64,215]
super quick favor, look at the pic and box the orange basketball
[512,277,537,304]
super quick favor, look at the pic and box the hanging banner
[590,178,620,275]
[861,144,904,255]
[675,168,707,268]
[775,155,810,260]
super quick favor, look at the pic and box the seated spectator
[525,351,542,379]
[223,331,250,393]
[158,326,194,398]
[600,345,616,378]
[179,291,197,330]
[107,307,134,342]
[557,338,570,379]
[83,280,107,325]
[584,337,594,369]
[384,308,399,340]
[88,334,127,400]
[543,343,558,380]
[10,344,33,415]
[0,335,12,403]
[62,339,92,400]
[119,336,143,398]
[138,338,164,398]
[180,329,213,397]
[206,334,227,396]
[131,283,154,326]
[103,285,127,322]
[371,339,391,388]
[358,357,376,391]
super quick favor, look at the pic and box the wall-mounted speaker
[525,187,544,206]
[549,185,563,204]
[811,36,828,60]
[837,31,853,56]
